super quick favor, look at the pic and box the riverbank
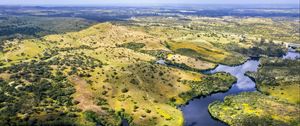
[247,57,300,104]
[181,58,260,125]
[208,55,300,126]
[209,92,300,126]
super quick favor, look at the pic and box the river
[283,48,300,60]
[180,50,299,126]
[180,58,260,126]
[119,50,299,126]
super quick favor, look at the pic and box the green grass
[209,92,300,126]
[247,57,300,104]
[210,57,300,126]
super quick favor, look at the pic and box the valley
[0,5,299,126]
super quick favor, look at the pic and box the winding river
[181,58,260,126]
[120,49,299,126]
[181,49,299,126]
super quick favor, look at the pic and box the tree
[121,88,128,93]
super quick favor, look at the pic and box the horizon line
[0,3,299,7]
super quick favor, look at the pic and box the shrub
[121,88,128,93]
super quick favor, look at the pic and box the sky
[0,0,299,6]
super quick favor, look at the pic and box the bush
[84,111,104,125]
[121,88,129,93]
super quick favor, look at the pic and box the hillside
[0,5,299,126]
[0,23,237,126]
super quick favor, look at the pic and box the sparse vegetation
[0,5,299,126]
[209,92,300,126]
[247,57,300,104]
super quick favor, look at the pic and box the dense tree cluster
[117,42,145,51]
[179,73,236,101]
[165,60,203,73]
[0,60,78,125]
[83,110,122,126]
[225,40,286,57]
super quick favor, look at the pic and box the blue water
[181,49,300,126]
[283,51,300,60]
[181,59,260,126]
[122,50,299,126]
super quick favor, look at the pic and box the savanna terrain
[0,5,299,126]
